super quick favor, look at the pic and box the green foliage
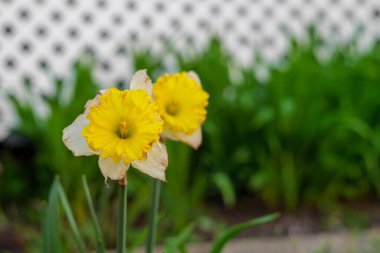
[162,214,279,253]
[82,176,106,253]
[43,178,62,253]
[43,176,106,253]
[212,173,236,208]
[56,178,86,253]
[43,177,278,252]
[208,213,279,253]
[164,223,195,253]
[246,38,380,210]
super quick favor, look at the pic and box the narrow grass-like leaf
[208,213,279,253]
[43,177,62,253]
[164,223,195,253]
[56,180,86,253]
[212,173,236,208]
[82,175,106,253]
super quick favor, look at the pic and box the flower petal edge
[161,127,202,150]
[98,157,130,182]
[131,142,168,181]
[62,113,94,156]
[130,69,153,96]
[187,71,202,86]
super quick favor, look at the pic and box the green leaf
[164,223,195,253]
[56,179,86,253]
[208,213,279,253]
[212,173,236,208]
[43,177,62,253]
[82,175,106,253]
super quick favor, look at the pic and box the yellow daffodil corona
[83,88,162,164]
[63,70,168,183]
[153,71,209,149]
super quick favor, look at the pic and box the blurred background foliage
[1,31,380,251]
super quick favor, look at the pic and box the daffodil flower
[153,72,209,149]
[62,70,168,183]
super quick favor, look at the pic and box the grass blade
[212,173,236,208]
[43,177,62,253]
[164,223,195,253]
[82,175,106,253]
[56,179,86,253]
[208,213,279,253]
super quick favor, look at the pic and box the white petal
[99,157,130,181]
[177,127,202,150]
[130,69,153,96]
[63,89,109,156]
[84,89,108,110]
[162,128,202,149]
[132,142,168,181]
[62,113,94,156]
[161,129,180,142]
[187,71,202,86]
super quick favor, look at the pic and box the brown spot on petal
[118,177,127,185]
[161,158,168,167]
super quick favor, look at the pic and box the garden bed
[152,229,380,253]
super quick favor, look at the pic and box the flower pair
[62,70,208,183]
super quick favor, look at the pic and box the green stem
[117,182,127,253]
[146,179,161,253]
